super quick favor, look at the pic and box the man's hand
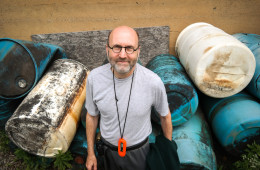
[86,153,97,170]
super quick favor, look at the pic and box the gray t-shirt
[85,63,169,146]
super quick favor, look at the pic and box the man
[85,26,172,170]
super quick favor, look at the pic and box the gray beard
[107,52,136,74]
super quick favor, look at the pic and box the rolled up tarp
[233,33,260,99]
[0,38,67,99]
[5,59,88,157]
[146,54,198,126]
[175,22,255,98]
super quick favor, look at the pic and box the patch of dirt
[0,150,26,170]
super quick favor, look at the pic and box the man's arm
[160,109,172,141]
[85,112,99,170]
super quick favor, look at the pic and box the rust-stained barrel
[175,22,256,98]
[0,38,67,99]
[172,107,217,170]
[146,54,198,126]
[5,59,88,157]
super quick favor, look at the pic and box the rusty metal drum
[5,59,88,157]
[172,107,217,169]
[175,22,256,98]
[146,54,198,126]
[233,33,260,99]
[0,38,67,99]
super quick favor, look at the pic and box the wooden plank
[0,0,259,55]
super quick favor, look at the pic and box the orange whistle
[118,138,127,157]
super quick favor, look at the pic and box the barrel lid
[195,44,256,98]
[0,38,37,99]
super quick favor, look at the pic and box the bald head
[106,26,140,78]
[107,26,139,47]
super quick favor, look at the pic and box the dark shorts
[101,137,150,170]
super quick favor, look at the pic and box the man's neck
[113,65,136,79]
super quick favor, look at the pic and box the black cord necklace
[113,69,135,157]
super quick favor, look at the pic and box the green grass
[232,141,260,170]
[0,130,10,153]
[53,150,73,170]
[14,148,52,170]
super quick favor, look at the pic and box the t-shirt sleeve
[154,76,169,117]
[85,73,100,116]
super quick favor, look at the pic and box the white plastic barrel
[5,59,88,157]
[175,22,256,98]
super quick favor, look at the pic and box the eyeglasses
[108,44,139,54]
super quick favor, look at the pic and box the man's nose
[119,48,127,58]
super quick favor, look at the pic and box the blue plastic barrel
[146,54,199,126]
[200,91,260,155]
[233,33,260,99]
[0,98,23,129]
[0,38,67,99]
[172,107,217,170]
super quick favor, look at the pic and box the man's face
[106,27,140,75]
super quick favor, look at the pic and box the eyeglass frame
[107,44,140,54]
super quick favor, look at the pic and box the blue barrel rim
[0,99,12,106]
[0,38,38,99]
[207,93,256,123]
